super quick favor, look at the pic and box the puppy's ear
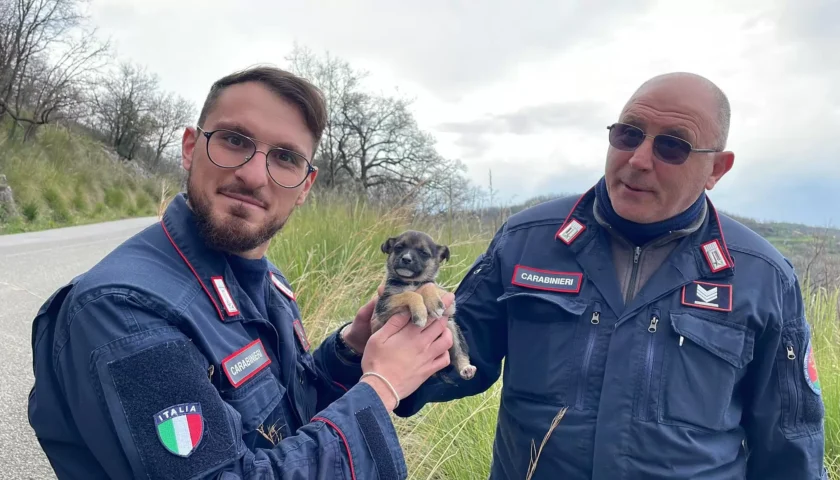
[438,245,450,263]
[381,237,396,254]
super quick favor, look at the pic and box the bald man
[381,73,828,479]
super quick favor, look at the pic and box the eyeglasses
[197,126,315,188]
[607,123,719,165]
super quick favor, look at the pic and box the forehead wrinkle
[620,102,713,145]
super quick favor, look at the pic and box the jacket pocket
[219,369,284,434]
[659,311,754,432]
[777,320,825,439]
[497,290,589,405]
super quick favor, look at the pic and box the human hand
[359,304,454,412]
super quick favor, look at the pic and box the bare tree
[147,90,194,169]
[4,27,108,140]
[286,43,365,191]
[0,0,85,117]
[285,44,473,211]
[89,61,158,160]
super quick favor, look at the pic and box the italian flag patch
[154,403,204,457]
[804,341,821,395]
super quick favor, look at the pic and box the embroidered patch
[221,339,271,388]
[293,319,310,351]
[804,340,821,395]
[154,403,204,457]
[511,265,582,293]
[270,274,296,301]
[681,281,732,312]
[701,240,730,273]
[211,276,240,316]
[556,219,586,245]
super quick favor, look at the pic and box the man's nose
[627,136,655,170]
[400,254,413,265]
[234,150,270,188]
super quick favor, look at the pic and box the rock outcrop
[0,174,18,218]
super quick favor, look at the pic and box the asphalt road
[0,216,159,480]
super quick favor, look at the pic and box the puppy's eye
[419,250,431,257]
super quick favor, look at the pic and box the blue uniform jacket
[395,186,828,479]
[28,193,405,479]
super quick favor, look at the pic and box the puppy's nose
[400,254,413,265]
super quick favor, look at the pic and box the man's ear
[705,151,735,190]
[182,127,197,171]
[295,168,319,206]
[381,237,396,254]
[438,245,450,263]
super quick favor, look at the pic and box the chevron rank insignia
[681,281,732,312]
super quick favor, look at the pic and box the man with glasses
[388,72,829,479]
[28,66,455,479]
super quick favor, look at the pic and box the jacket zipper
[786,342,799,428]
[625,246,642,305]
[576,301,601,410]
[265,320,306,429]
[639,307,659,420]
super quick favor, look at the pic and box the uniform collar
[160,192,296,323]
[555,183,735,279]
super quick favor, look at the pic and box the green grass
[267,195,839,479]
[806,281,840,474]
[0,121,180,234]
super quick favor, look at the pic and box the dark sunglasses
[607,123,719,165]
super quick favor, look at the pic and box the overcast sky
[86,0,839,227]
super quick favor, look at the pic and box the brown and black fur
[369,230,476,380]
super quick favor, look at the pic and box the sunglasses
[607,123,719,165]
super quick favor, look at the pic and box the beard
[186,170,287,254]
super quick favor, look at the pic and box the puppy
[369,230,476,380]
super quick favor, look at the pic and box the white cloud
[86,0,838,226]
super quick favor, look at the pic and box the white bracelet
[360,372,400,409]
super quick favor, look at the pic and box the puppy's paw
[423,293,445,319]
[411,309,429,328]
[459,365,477,380]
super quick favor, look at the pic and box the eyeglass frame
[196,126,316,188]
[606,122,720,165]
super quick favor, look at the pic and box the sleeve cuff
[314,381,407,479]
[318,330,364,389]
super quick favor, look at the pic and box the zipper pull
[633,246,641,264]
[679,336,684,346]
[591,310,600,324]
[648,314,659,333]
[787,345,795,360]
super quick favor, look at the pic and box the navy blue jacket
[28,193,405,479]
[395,186,828,479]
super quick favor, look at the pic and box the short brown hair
[197,65,328,155]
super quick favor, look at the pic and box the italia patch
[293,319,310,351]
[804,340,821,395]
[271,273,296,301]
[511,265,582,293]
[556,219,586,245]
[681,281,732,312]
[154,403,204,457]
[222,339,271,388]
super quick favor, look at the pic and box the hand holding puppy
[359,299,454,411]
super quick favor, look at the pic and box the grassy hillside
[273,195,838,479]
[0,121,181,235]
